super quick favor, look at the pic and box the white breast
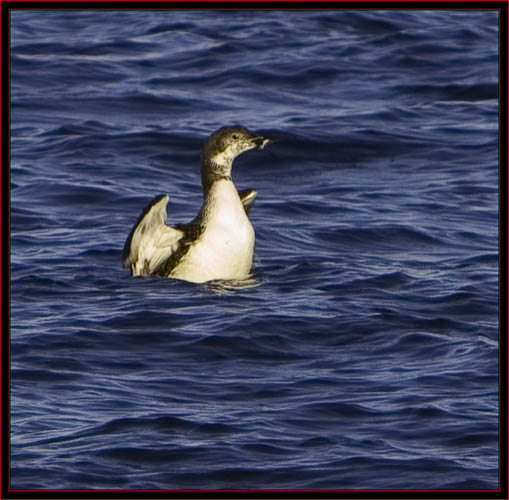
[171,180,255,283]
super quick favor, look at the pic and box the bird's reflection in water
[205,275,261,295]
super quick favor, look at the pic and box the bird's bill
[251,136,271,149]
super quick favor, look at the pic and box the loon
[122,125,270,283]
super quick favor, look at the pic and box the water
[10,9,499,490]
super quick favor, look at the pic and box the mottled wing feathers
[122,195,184,276]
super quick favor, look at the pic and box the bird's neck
[201,158,233,196]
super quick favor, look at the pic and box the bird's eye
[232,134,239,140]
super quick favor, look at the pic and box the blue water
[10,9,499,490]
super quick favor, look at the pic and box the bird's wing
[122,194,184,276]
[238,189,257,215]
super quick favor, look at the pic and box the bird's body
[170,179,255,283]
[122,126,269,283]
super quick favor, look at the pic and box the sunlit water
[10,9,499,490]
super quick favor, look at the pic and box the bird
[122,125,270,283]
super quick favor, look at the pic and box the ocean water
[9,9,499,491]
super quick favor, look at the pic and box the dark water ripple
[10,9,498,491]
